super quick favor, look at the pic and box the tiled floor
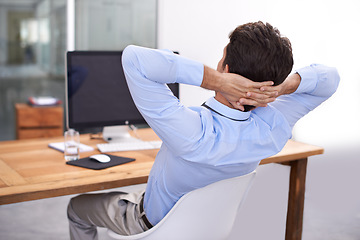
[0,184,147,240]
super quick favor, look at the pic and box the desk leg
[285,158,308,240]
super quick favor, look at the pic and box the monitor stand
[102,125,142,143]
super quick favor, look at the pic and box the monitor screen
[66,51,179,131]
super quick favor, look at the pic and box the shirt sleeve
[121,45,207,156]
[269,64,340,129]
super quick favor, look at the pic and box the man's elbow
[122,45,138,70]
[327,66,340,96]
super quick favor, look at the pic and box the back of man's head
[223,21,293,111]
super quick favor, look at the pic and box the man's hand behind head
[238,72,302,109]
[220,72,278,111]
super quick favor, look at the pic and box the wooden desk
[0,128,323,240]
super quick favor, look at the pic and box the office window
[75,0,157,50]
[0,0,157,141]
[0,0,67,141]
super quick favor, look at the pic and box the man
[67,21,340,239]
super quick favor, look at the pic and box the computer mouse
[89,154,111,163]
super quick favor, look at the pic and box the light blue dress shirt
[122,45,340,225]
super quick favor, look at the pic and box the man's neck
[214,92,236,109]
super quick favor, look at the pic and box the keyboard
[97,140,162,153]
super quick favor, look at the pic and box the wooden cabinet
[15,103,64,139]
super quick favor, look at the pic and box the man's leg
[67,191,147,240]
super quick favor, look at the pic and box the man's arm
[275,73,302,96]
[121,45,279,156]
[122,45,211,156]
[257,64,340,128]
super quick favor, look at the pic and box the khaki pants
[67,190,150,240]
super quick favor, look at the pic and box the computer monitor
[65,50,179,142]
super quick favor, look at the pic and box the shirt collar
[203,97,250,121]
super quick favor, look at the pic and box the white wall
[157,0,360,147]
[157,0,360,239]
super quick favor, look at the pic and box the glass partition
[75,0,157,50]
[0,0,67,141]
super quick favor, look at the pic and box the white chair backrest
[108,171,256,240]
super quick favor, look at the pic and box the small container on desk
[64,129,80,161]
[15,103,64,139]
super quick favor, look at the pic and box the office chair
[108,171,256,240]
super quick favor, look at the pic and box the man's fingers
[260,81,275,86]
[230,101,244,111]
[249,81,275,93]
[253,81,274,89]
[239,98,265,107]
[240,97,276,106]
[247,91,278,100]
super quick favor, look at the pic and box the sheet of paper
[48,142,94,153]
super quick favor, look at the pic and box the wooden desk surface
[0,128,323,205]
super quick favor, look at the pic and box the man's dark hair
[223,21,293,111]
